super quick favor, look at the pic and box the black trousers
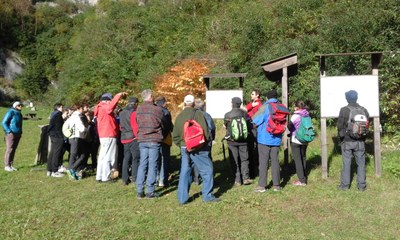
[48,137,65,172]
[228,144,250,183]
[122,140,140,184]
[68,138,86,171]
[291,142,308,183]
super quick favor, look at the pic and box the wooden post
[282,66,289,165]
[319,56,328,178]
[321,118,328,178]
[372,54,382,177]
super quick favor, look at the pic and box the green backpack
[230,117,248,141]
[295,116,315,143]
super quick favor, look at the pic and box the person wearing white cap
[2,101,23,172]
[172,94,220,204]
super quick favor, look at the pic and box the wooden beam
[261,55,297,73]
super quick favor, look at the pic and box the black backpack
[346,106,369,139]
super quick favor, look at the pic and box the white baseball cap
[184,95,195,104]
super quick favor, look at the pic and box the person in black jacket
[47,103,65,177]
[224,97,253,186]
[337,90,369,191]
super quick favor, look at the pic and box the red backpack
[183,110,206,152]
[266,102,290,135]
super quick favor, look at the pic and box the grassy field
[0,105,399,240]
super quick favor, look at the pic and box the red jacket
[246,98,262,118]
[94,94,122,138]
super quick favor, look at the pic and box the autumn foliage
[154,59,214,116]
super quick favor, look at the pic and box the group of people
[1,87,370,205]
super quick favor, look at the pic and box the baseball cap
[184,95,195,104]
[101,93,113,101]
[13,101,22,108]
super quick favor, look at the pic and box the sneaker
[4,166,13,172]
[146,192,160,199]
[234,181,242,186]
[254,186,266,193]
[273,186,282,192]
[47,171,52,177]
[358,187,366,192]
[58,165,67,173]
[51,172,65,178]
[243,179,253,185]
[292,180,307,186]
[205,198,221,203]
[137,192,145,199]
[67,169,78,180]
[158,182,164,187]
[10,166,17,171]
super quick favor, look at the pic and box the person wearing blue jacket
[252,90,284,192]
[2,101,23,172]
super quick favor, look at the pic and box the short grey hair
[141,89,153,101]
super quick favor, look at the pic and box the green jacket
[172,107,210,147]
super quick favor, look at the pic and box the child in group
[288,100,311,186]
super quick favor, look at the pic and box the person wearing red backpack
[252,89,286,193]
[172,94,220,205]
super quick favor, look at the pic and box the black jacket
[48,110,64,138]
[337,102,369,142]
[224,107,250,145]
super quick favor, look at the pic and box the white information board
[205,90,243,119]
[320,75,379,118]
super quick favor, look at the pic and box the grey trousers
[340,141,366,189]
[257,144,280,188]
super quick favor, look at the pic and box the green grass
[0,106,399,239]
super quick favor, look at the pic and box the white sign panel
[205,90,243,119]
[320,75,379,118]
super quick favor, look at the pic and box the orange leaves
[154,58,214,115]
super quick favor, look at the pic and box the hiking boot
[254,186,266,193]
[337,185,349,191]
[292,180,307,186]
[243,179,253,185]
[273,186,282,192]
[4,166,13,172]
[110,169,119,179]
[137,192,145,199]
[146,192,160,199]
[234,181,242,186]
[51,172,65,178]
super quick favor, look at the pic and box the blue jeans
[158,143,171,185]
[177,146,216,204]
[136,142,161,194]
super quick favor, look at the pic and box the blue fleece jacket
[252,98,283,146]
[2,108,23,134]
